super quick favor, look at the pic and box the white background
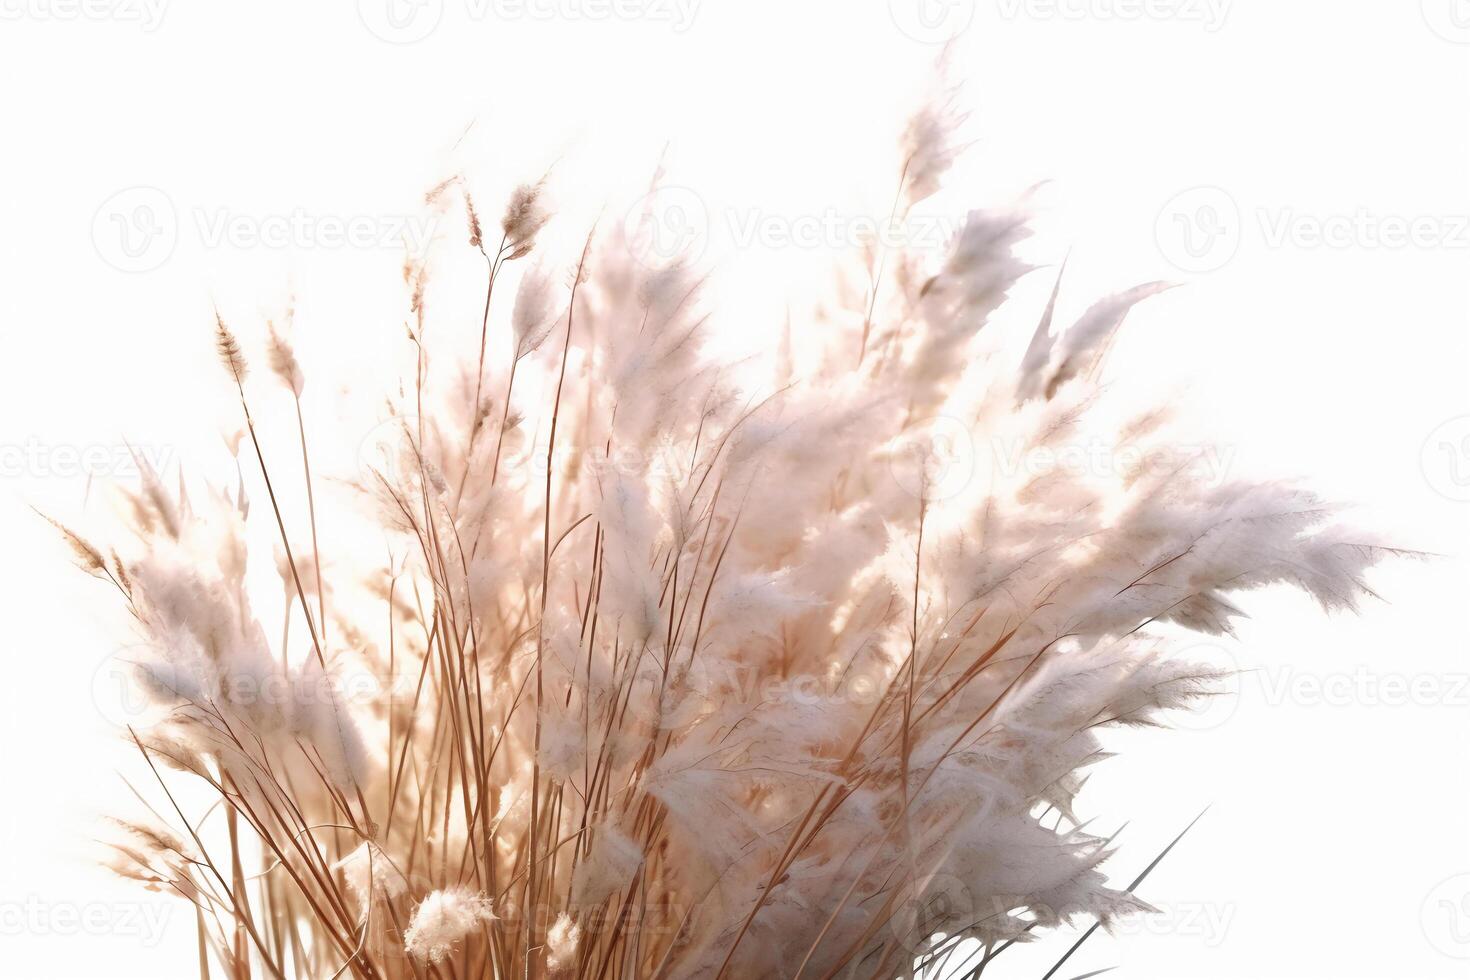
[1,1,1467,977]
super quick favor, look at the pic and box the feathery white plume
[404,888,496,963]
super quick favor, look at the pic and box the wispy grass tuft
[58,71,1393,980]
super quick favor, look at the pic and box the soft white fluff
[403,887,496,963]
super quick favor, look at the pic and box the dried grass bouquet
[57,73,1395,979]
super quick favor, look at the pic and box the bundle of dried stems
[56,78,1395,980]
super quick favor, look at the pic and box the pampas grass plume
[57,70,1398,980]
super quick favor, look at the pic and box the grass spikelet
[38,510,107,577]
[214,309,248,383]
[266,308,304,397]
[501,178,550,259]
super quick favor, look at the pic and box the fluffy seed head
[403,888,496,963]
